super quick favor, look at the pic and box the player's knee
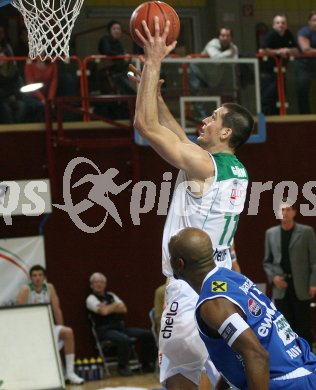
[60,326,73,340]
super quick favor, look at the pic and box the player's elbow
[134,115,155,137]
[134,114,147,133]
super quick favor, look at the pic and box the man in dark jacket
[258,14,297,115]
[263,198,316,348]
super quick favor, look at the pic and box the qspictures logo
[1,157,316,232]
[53,157,173,233]
[0,179,51,225]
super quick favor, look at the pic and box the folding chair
[88,314,117,377]
[88,314,142,377]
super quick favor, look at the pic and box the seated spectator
[295,10,316,114]
[189,27,238,119]
[16,265,84,385]
[0,45,26,124]
[86,272,157,376]
[98,20,135,95]
[259,14,297,115]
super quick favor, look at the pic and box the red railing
[256,52,316,115]
[1,53,316,119]
[256,53,287,115]
[81,54,141,121]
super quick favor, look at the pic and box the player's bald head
[169,227,214,277]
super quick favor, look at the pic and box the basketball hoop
[8,0,84,61]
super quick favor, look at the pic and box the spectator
[259,14,297,115]
[0,47,26,123]
[86,272,157,376]
[295,10,316,114]
[169,227,316,390]
[189,27,239,119]
[263,198,316,348]
[199,27,238,59]
[16,265,84,385]
[98,20,135,95]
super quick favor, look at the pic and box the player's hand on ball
[135,17,177,62]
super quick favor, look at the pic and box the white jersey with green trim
[162,153,248,277]
[27,282,51,304]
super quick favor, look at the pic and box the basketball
[130,1,180,47]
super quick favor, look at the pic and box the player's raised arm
[133,17,214,180]
[157,85,189,142]
[129,64,188,142]
[199,298,269,390]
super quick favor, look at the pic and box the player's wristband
[218,313,249,347]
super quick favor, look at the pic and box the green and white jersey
[27,282,51,304]
[162,153,248,277]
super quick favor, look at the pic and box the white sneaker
[66,372,84,385]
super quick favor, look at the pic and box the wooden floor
[66,372,161,390]
[66,371,212,390]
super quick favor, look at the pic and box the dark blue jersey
[196,267,316,389]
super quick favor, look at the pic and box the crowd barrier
[0,54,260,120]
[256,52,316,115]
[1,53,316,121]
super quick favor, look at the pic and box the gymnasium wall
[1,118,316,356]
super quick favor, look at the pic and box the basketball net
[12,0,84,61]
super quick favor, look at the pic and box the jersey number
[219,214,239,246]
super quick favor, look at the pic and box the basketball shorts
[159,278,220,386]
[54,325,64,351]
